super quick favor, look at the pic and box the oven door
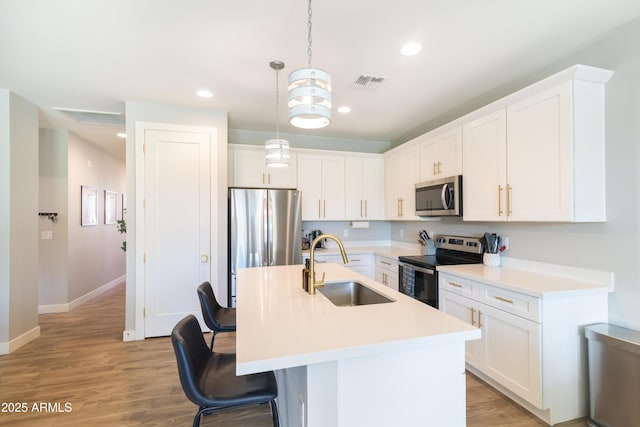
[399,262,438,308]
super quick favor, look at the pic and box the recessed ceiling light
[401,42,422,56]
[197,89,213,98]
[337,106,351,114]
[117,132,127,139]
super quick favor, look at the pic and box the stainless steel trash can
[585,323,640,427]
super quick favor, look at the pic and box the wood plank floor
[0,282,587,426]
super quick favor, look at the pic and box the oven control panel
[434,235,483,254]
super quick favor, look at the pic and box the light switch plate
[41,231,53,240]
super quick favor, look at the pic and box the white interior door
[144,129,211,337]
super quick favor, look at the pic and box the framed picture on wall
[105,190,118,224]
[81,185,98,226]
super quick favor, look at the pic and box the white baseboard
[38,275,125,314]
[0,325,41,355]
[122,329,144,342]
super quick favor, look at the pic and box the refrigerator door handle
[263,193,270,266]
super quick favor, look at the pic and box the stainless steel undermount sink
[318,280,395,307]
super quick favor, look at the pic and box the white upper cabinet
[298,154,345,220]
[419,127,462,182]
[506,82,573,221]
[462,109,508,221]
[229,146,297,188]
[384,144,419,220]
[345,156,384,220]
[462,65,613,222]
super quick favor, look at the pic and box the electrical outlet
[399,228,404,237]
[343,229,348,237]
[41,231,53,240]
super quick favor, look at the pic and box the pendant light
[265,60,290,168]
[288,0,331,129]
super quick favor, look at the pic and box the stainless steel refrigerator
[228,188,302,306]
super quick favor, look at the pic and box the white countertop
[437,263,613,298]
[236,263,480,375]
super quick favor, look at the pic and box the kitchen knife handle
[498,185,503,216]
[507,184,513,216]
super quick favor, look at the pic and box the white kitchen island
[236,263,481,427]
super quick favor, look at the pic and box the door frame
[133,122,221,339]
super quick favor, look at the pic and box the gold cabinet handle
[449,282,463,288]
[267,173,271,185]
[398,198,404,217]
[360,200,363,218]
[478,310,483,329]
[364,200,368,218]
[495,296,514,304]
[324,200,326,217]
[380,261,391,266]
[433,162,437,176]
[498,185,503,216]
[471,308,476,326]
[437,161,442,175]
[318,200,321,218]
[262,173,265,185]
[507,184,513,216]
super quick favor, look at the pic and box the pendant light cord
[307,0,313,67]
[275,67,280,139]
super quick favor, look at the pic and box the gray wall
[302,221,390,243]
[0,91,39,351]
[390,18,640,330]
[230,129,391,154]
[38,129,126,308]
[38,128,69,305]
[67,132,126,301]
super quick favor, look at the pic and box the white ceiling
[2,0,640,159]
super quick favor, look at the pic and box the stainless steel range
[398,235,484,308]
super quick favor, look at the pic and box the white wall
[0,90,40,353]
[390,18,640,330]
[124,101,228,338]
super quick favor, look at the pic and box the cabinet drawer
[344,254,373,267]
[375,256,398,273]
[480,284,540,322]
[305,253,373,270]
[438,274,478,298]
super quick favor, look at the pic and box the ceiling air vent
[52,108,125,126]
[352,74,386,89]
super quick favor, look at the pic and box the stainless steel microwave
[415,175,462,217]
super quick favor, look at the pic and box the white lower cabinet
[441,290,541,406]
[374,256,398,291]
[438,270,607,425]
